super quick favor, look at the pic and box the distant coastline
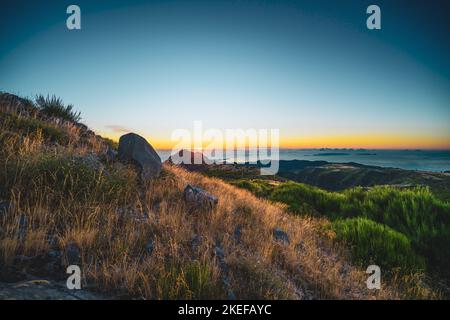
[157,149,450,173]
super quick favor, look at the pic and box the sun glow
[101,131,450,151]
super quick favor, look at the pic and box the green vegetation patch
[234,178,450,283]
[332,217,425,274]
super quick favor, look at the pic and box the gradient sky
[1,0,449,149]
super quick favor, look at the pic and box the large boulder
[118,133,162,181]
[166,149,211,172]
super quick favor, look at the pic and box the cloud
[104,125,132,133]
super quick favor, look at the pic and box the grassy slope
[230,178,450,296]
[277,163,450,202]
[0,93,408,299]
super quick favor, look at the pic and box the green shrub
[240,180,450,282]
[35,94,81,123]
[269,182,343,216]
[232,179,274,198]
[341,186,450,279]
[332,217,425,274]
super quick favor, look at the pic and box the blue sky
[1,0,449,148]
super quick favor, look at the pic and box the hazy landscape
[1,92,449,299]
[1,0,449,303]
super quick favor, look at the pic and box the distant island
[312,152,349,156]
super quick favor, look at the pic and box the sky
[0,0,449,149]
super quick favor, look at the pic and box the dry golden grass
[0,104,434,299]
[0,160,401,298]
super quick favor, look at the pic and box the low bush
[332,217,425,274]
[237,180,450,284]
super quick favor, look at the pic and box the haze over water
[158,149,450,173]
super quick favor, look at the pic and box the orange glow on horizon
[279,133,450,150]
[99,131,450,150]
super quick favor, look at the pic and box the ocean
[157,149,450,173]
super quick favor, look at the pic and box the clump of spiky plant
[35,94,81,123]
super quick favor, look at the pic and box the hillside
[0,92,439,299]
[275,161,450,202]
[202,160,450,202]
[195,161,450,296]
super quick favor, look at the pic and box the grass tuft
[35,94,81,123]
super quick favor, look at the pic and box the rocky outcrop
[0,280,105,300]
[166,149,211,172]
[184,185,218,211]
[118,133,162,181]
[0,92,38,117]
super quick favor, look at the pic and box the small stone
[48,250,61,260]
[273,228,290,244]
[184,185,218,211]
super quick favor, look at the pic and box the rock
[0,279,106,300]
[79,129,95,140]
[273,228,290,244]
[45,250,62,274]
[184,185,218,211]
[166,149,211,172]
[48,249,61,260]
[0,92,38,117]
[118,133,162,181]
[65,242,81,265]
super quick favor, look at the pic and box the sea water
[157,149,450,173]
